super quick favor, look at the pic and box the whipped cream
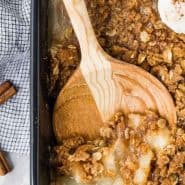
[158,0,185,33]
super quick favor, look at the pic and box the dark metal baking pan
[31,0,53,184]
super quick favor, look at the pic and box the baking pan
[31,0,53,185]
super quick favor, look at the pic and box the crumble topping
[173,0,185,3]
[51,111,185,184]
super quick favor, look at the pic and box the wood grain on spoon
[53,0,176,142]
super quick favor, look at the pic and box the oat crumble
[51,111,185,184]
[173,0,185,3]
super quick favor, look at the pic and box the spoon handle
[62,0,100,59]
[63,0,119,121]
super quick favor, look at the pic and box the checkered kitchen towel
[0,0,30,154]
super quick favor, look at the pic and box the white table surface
[0,152,29,185]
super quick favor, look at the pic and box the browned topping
[173,0,185,3]
[51,137,108,182]
[51,111,185,184]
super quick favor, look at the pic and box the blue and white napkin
[0,0,30,154]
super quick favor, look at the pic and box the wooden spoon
[53,0,176,142]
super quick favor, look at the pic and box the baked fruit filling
[51,111,185,184]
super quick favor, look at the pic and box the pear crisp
[51,111,185,184]
[49,0,185,184]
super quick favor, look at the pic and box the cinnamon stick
[0,81,16,105]
[0,151,10,176]
[0,81,16,176]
